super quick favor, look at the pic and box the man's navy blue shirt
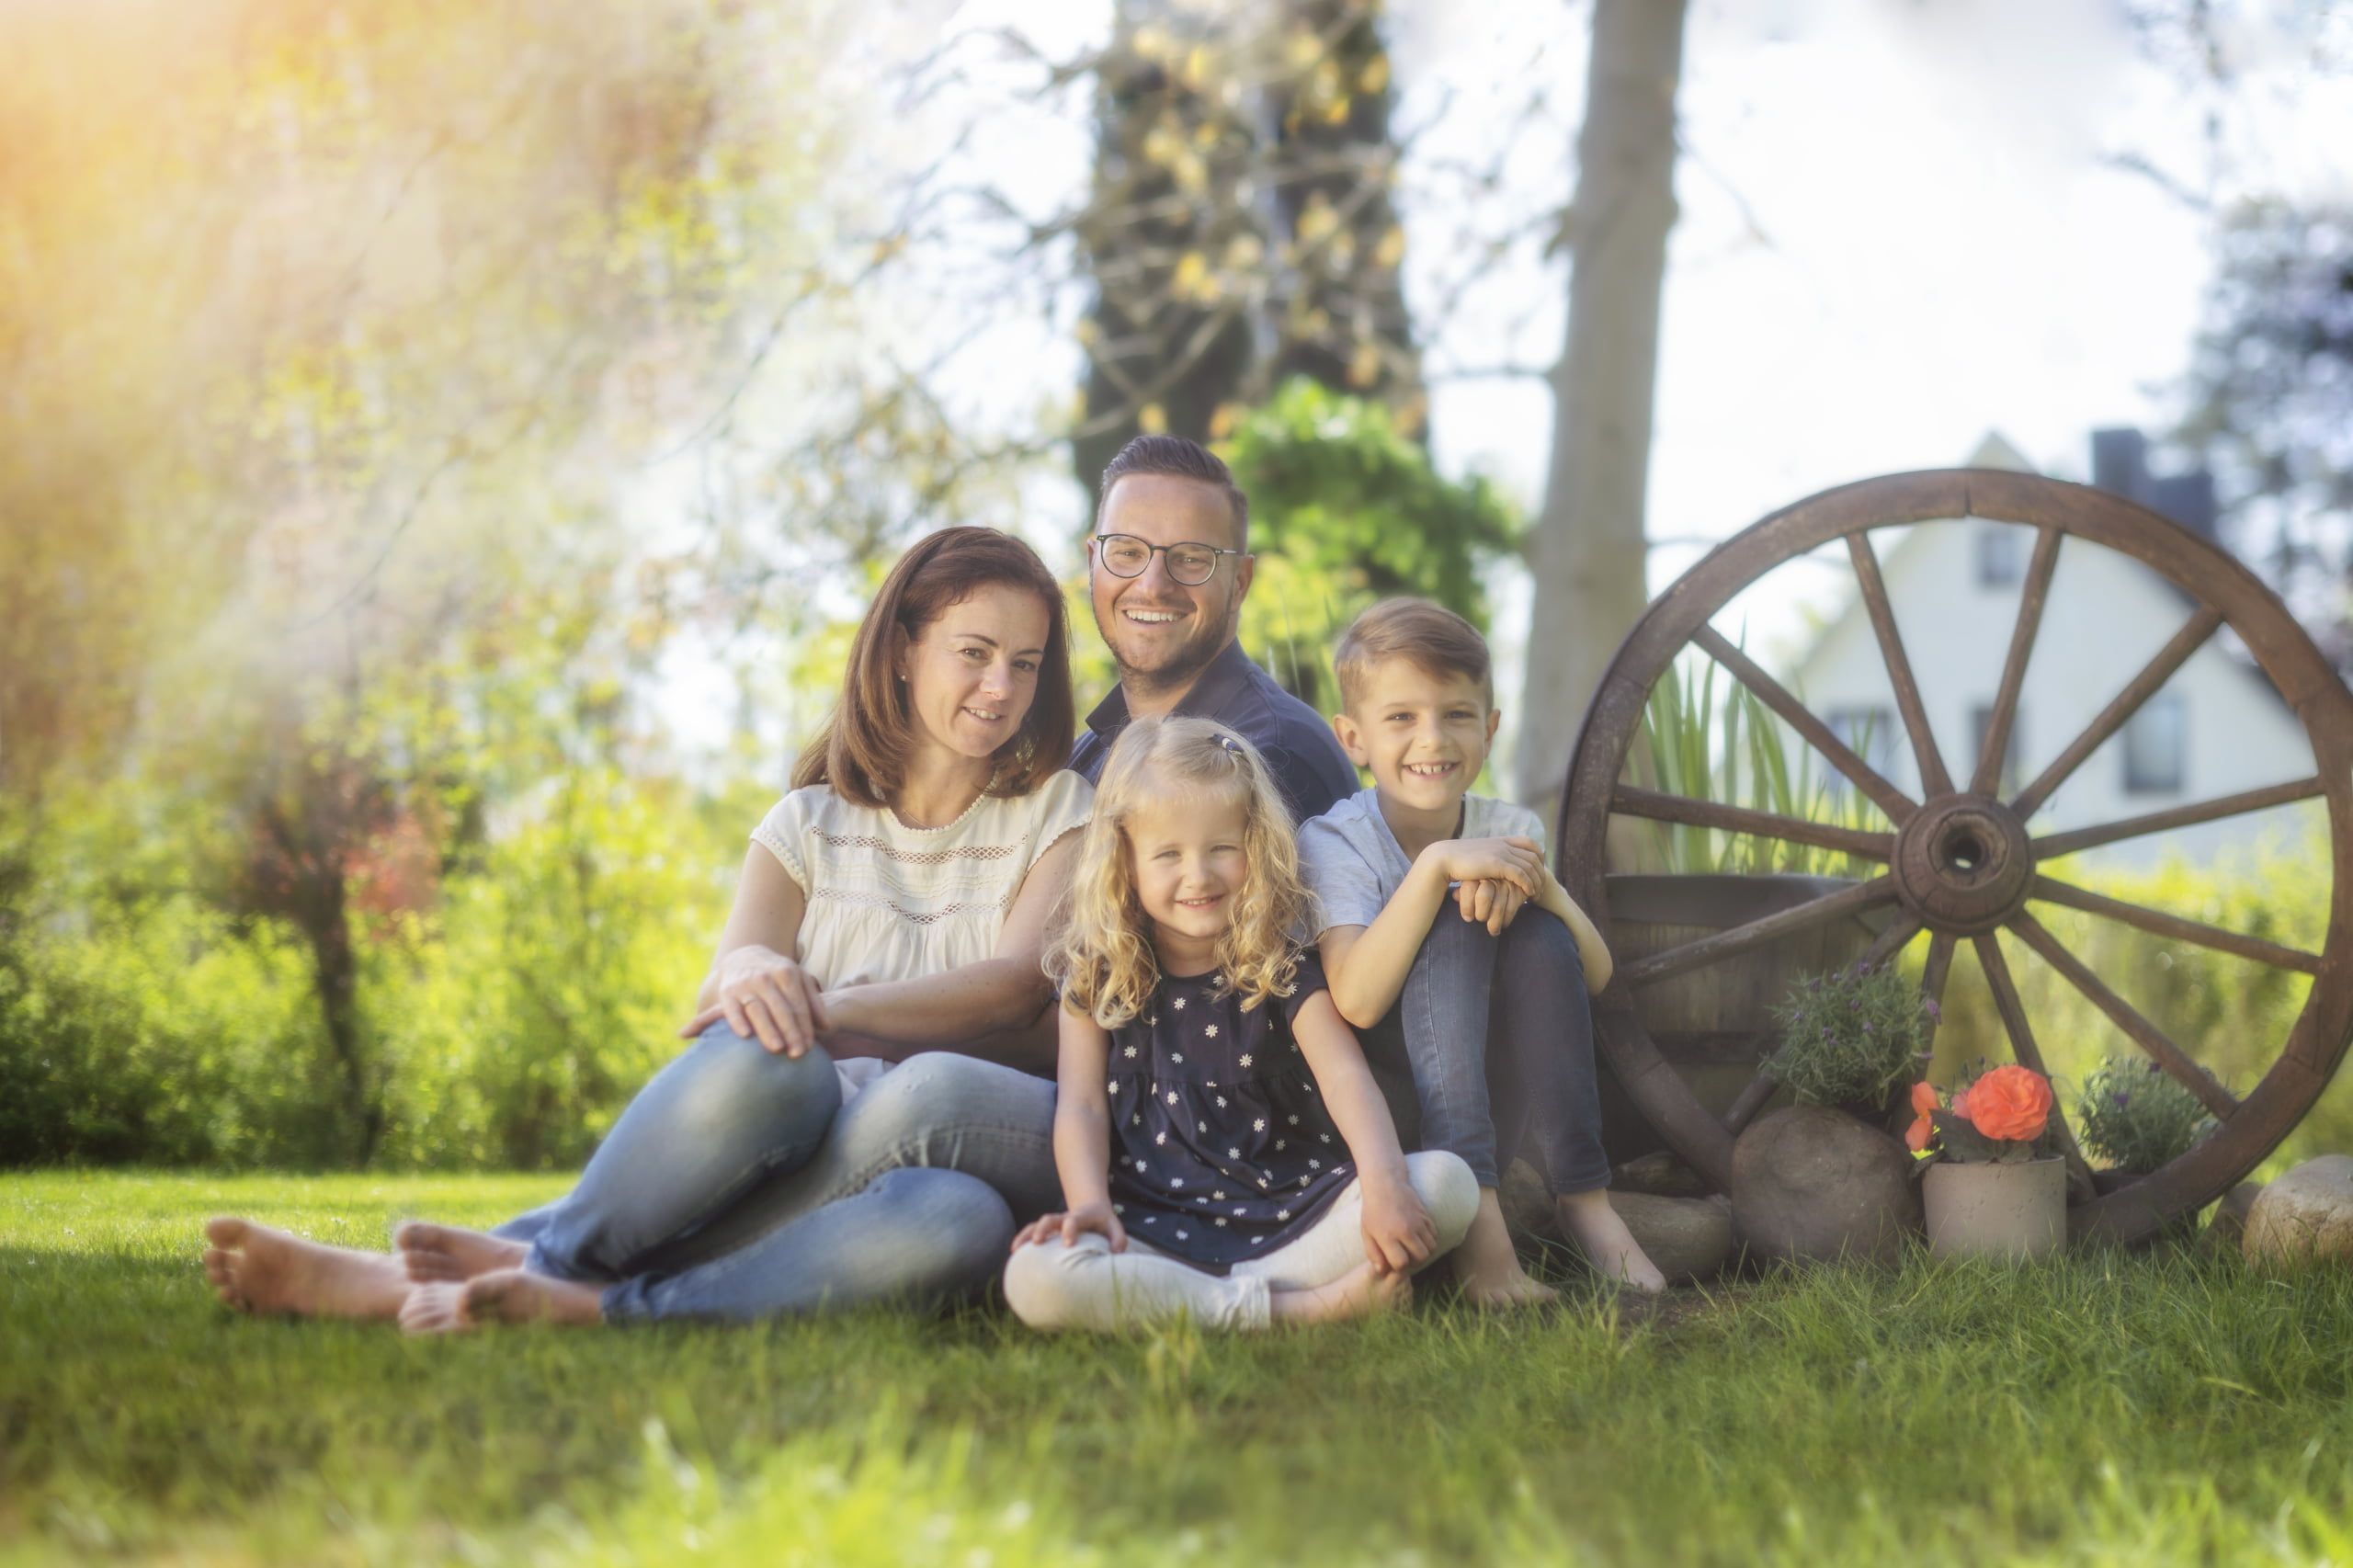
[1069,640,1359,825]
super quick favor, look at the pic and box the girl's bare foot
[200,1217,412,1321]
[394,1221,529,1283]
[1451,1189,1561,1309]
[1268,1259,1413,1324]
[400,1269,604,1335]
[1556,1189,1668,1293]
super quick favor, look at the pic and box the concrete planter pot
[1924,1156,2067,1262]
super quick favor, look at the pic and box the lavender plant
[1763,963,1936,1108]
[2076,1056,2214,1174]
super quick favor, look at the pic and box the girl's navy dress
[1106,949,1356,1271]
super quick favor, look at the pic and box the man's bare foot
[1556,1189,1668,1293]
[400,1269,604,1335]
[1451,1188,1561,1308]
[394,1221,529,1283]
[201,1217,412,1321]
[1269,1259,1413,1324]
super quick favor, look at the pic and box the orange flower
[1964,1064,2052,1142]
[1905,1081,1939,1152]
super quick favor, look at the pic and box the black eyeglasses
[1092,533,1245,586]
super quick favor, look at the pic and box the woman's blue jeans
[491,1025,1059,1323]
[1357,907,1613,1196]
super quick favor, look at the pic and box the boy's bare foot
[1451,1188,1560,1308]
[200,1217,412,1321]
[1269,1258,1413,1324]
[400,1269,604,1335]
[1556,1189,1668,1293]
[394,1221,529,1283]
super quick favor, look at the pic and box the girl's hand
[676,946,830,1056]
[1010,1200,1127,1254]
[1358,1178,1438,1275]
[1454,877,1529,934]
[1426,836,1543,897]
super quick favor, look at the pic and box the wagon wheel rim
[1555,469,2353,1245]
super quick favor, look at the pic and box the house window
[2121,695,2186,795]
[1976,527,2025,587]
[1824,705,1898,793]
[1968,704,2024,796]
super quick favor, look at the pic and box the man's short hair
[1096,434,1250,550]
[1333,597,1494,710]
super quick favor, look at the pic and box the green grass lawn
[6,1172,2352,1567]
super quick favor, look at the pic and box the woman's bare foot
[400,1268,604,1335]
[1451,1189,1560,1309]
[1556,1189,1668,1293]
[201,1217,412,1321]
[394,1221,529,1283]
[1269,1259,1413,1324]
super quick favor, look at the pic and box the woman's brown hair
[790,527,1076,807]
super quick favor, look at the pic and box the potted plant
[1729,964,1934,1267]
[1907,1064,2064,1261]
[2076,1057,2215,1177]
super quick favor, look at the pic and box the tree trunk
[1514,0,1688,826]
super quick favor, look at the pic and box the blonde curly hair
[1044,716,1310,1028]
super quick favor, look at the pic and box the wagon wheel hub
[1889,793,2033,937]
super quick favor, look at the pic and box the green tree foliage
[1222,380,1517,715]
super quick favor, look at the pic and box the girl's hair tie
[1217,733,1242,755]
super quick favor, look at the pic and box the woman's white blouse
[750,770,1094,992]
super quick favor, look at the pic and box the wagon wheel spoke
[2010,604,2226,818]
[1847,530,1953,797]
[2006,910,2240,1119]
[1973,526,2062,797]
[2029,875,2324,975]
[1972,933,2100,1200]
[1919,930,1955,1048]
[2032,777,2327,859]
[1622,875,1898,992]
[1856,913,1923,972]
[1608,786,1896,861]
[1690,626,1918,825]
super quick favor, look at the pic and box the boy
[1300,598,1665,1302]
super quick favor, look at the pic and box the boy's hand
[1010,1201,1127,1254]
[1424,836,1543,897]
[1455,877,1529,934]
[1359,1177,1438,1275]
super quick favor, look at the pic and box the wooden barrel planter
[1559,469,2353,1245]
[1592,874,1888,1166]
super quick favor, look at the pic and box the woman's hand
[676,946,830,1057]
[1010,1200,1127,1254]
[1358,1176,1438,1275]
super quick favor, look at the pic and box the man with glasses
[1069,434,1358,824]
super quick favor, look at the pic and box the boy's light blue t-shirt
[1299,785,1550,937]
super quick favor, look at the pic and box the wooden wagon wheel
[1555,468,2353,1244]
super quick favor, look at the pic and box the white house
[1779,432,2323,873]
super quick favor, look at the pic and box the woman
[203,527,1086,1330]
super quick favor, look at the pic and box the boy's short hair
[1333,597,1494,710]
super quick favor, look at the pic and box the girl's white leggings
[1001,1150,1478,1332]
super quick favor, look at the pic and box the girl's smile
[1125,790,1250,970]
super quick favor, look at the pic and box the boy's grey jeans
[1357,906,1614,1197]
[492,1025,1059,1323]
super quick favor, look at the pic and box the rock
[1612,1150,1713,1199]
[1497,1160,1733,1283]
[1732,1103,1920,1269]
[2244,1157,2353,1270]
[1612,1190,1734,1284]
[2198,1181,2264,1257]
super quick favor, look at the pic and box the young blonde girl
[1004,716,1476,1331]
